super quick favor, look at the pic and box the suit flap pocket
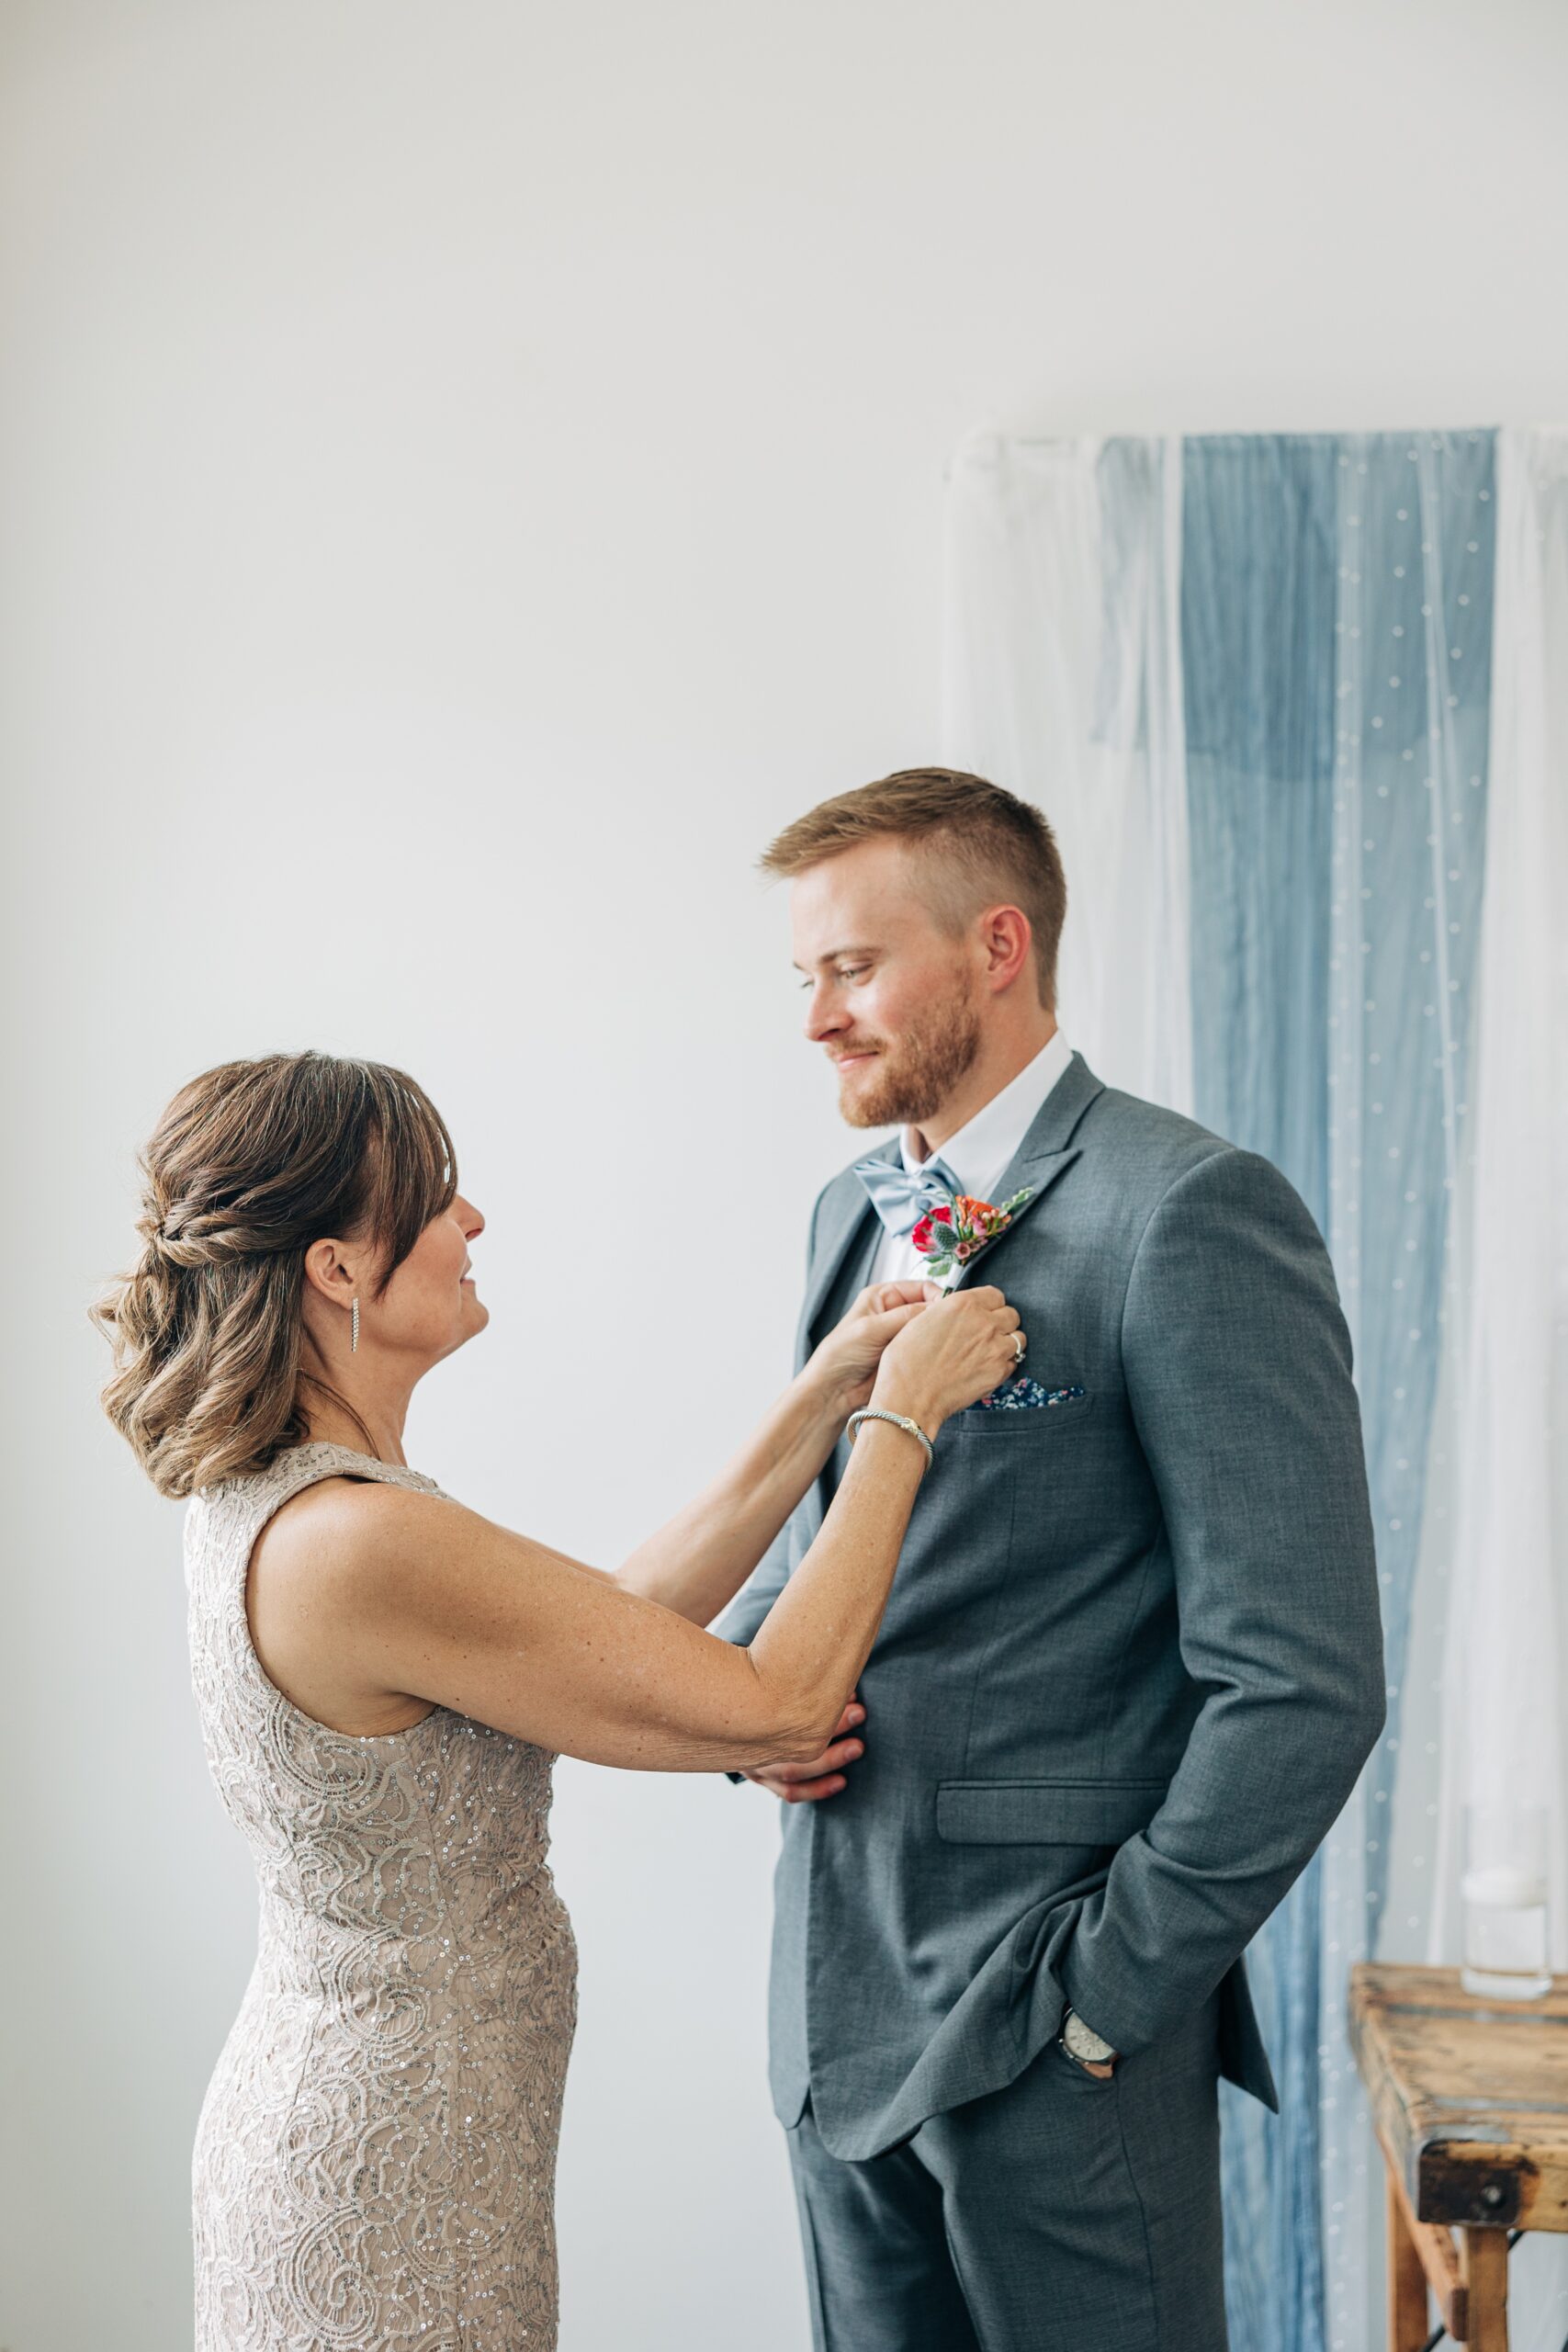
[936,1779,1167,1846]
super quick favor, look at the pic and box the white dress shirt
[865,1028,1074,1290]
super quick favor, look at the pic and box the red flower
[911,1204,953,1258]
[909,1183,1034,1278]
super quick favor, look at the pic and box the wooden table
[1349,1962,1568,2352]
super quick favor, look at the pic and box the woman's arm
[615,1281,935,1625]
[310,1421,919,1771]
[280,1285,1021,1775]
[613,1362,850,1626]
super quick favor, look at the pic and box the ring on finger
[1012,1331,1027,1365]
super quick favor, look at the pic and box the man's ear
[978,904,1033,992]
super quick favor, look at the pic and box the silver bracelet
[845,1408,934,1472]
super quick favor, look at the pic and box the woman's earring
[351,1296,359,1354]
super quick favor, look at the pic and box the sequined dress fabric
[185,1442,577,2350]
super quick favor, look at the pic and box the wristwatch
[1059,2007,1119,2077]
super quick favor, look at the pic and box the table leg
[1387,2171,1429,2352]
[1460,2227,1508,2352]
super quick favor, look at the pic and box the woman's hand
[807,1280,946,1418]
[742,1692,867,1803]
[615,1280,946,1628]
[868,1283,1023,1437]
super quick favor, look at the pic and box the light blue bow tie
[853,1153,963,1238]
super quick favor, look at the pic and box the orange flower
[953,1194,998,1225]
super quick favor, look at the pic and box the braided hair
[95,1052,456,1497]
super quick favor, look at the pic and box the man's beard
[837,978,983,1130]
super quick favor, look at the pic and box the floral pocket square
[976,1379,1087,1413]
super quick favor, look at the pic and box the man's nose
[804,986,847,1043]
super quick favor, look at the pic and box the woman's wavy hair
[95,1052,457,1498]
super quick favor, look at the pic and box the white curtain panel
[1435,424,1568,1946]
[942,429,1193,1115]
[1431,424,1568,2349]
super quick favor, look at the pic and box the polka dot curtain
[943,424,1568,2352]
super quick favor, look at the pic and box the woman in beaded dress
[95,1051,1023,2352]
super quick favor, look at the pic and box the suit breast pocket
[953,1384,1095,1436]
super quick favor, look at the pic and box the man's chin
[835,1062,880,1128]
[840,1068,923,1131]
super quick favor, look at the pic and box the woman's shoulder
[244,1458,455,1738]
[250,1452,449,1589]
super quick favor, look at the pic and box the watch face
[1063,2010,1117,2065]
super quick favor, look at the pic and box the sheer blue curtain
[1180,429,1495,2352]
[1321,430,1495,2349]
[1180,433,1341,2352]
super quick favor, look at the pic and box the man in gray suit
[719,768,1384,2351]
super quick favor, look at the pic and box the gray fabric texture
[717,1051,1384,2167]
[787,1990,1227,2352]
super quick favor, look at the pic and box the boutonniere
[910,1188,1034,1283]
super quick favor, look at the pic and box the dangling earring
[351,1296,360,1354]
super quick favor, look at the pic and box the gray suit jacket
[718,1051,1384,2163]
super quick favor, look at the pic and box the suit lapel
[795,1143,897,1361]
[944,1050,1105,1291]
[793,1148,894,1543]
[943,1147,1082,1286]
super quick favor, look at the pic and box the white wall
[3,4,1567,2346]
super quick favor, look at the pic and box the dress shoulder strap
[255,1442,443,1504]
[184,1442,447,1614]
[184,1443,450,1747]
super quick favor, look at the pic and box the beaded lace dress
[185,1442,577,2350]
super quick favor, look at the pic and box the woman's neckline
[286,1439,434,1485]
[292,1437,412,1471]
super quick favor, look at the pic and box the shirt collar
[900,1028,1073,1200]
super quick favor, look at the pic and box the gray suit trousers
[786,1992,1225,2352]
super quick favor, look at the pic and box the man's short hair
[760,766,1066,1010]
